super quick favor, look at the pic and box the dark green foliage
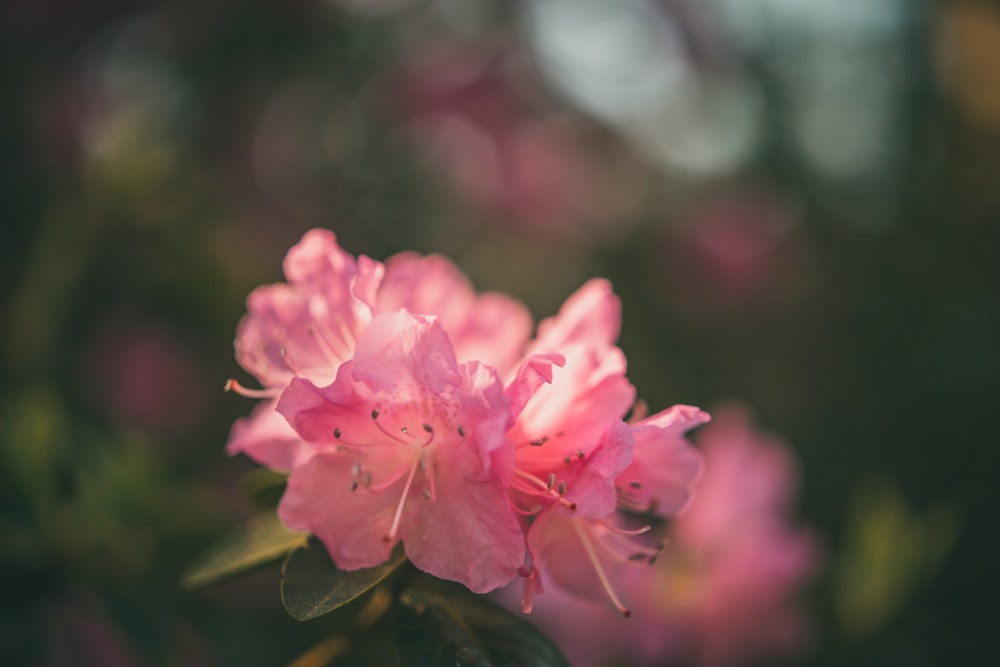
[281,538,407,622]
[392,578,571,667]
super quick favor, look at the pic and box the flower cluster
[226,229,706,610]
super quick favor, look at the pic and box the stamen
[595,519,652,537]
[511,503,545,516]
[370,408,410,445]
[331,314,358,351]
[279,346,306,376]
[367,459,421,492]
[306,323,347,367]
[572,519,631,618]
[385,457,421,542]
[425,454,437,501]
[512,469,576,510]
[419,424,435,448]
[224,379,282,399]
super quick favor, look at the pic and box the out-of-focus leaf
[180,513,307,589]
[240,467,288,509]
[834,477,960,637]
[392,578,571,667]
[281,539,407,621]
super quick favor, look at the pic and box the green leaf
[240,467,288,509]
[180,513,307,590]
[281,539,408,621]
[392,579,571,667]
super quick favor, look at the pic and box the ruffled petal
[530,278,621,356]
[402,447,525,593]
[505,353,565,420]
[618,405,710,518]
[351,311,462,397]
[378,252,533,377]
[235,284,334,387]
[283,229,379,366]
[562,419,634,518]
[278,451,400,570]
[512,345,635,457]
[225,399,313,472]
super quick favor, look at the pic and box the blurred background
[0,0,996,665]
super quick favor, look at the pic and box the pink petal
[562,419,634,518]
[378,252,533,377]
[283,229,380,365]
[512,345,634,455]
[530,278,622,355]
[402,446,525,593]
[226,399,313,472]
[278,450,401,570]
[618,405,710,518]
[235,284,333,387]
[276,365,379,448]
[505,352,565,420]
[453,360,515,481]
[351,311,462,396]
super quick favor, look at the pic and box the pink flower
[226,228,531,471]
[275,311,524,593]
[503,280,705,616]
[225,229,710,602]
[501,403,819,667]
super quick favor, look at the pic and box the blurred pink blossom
[661,188,809,315]
[391,45,632,235]
[84,318,212,436]
[501,403,820,667]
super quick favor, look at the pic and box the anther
[223,379,281,399]
[628,552,648,561]
[629,481,642,489]
[350,480,359,491]
[457,425,465,437]
[546,473,556,490]
[576,450,585,459]
[557,480,567,495]
[422,423,433,433]
[371,408,380,420]
[364,471,372,489]
[530,439,546,447]
[334,427,342,439]
[563,455,571,464]
[351,462,361,477]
